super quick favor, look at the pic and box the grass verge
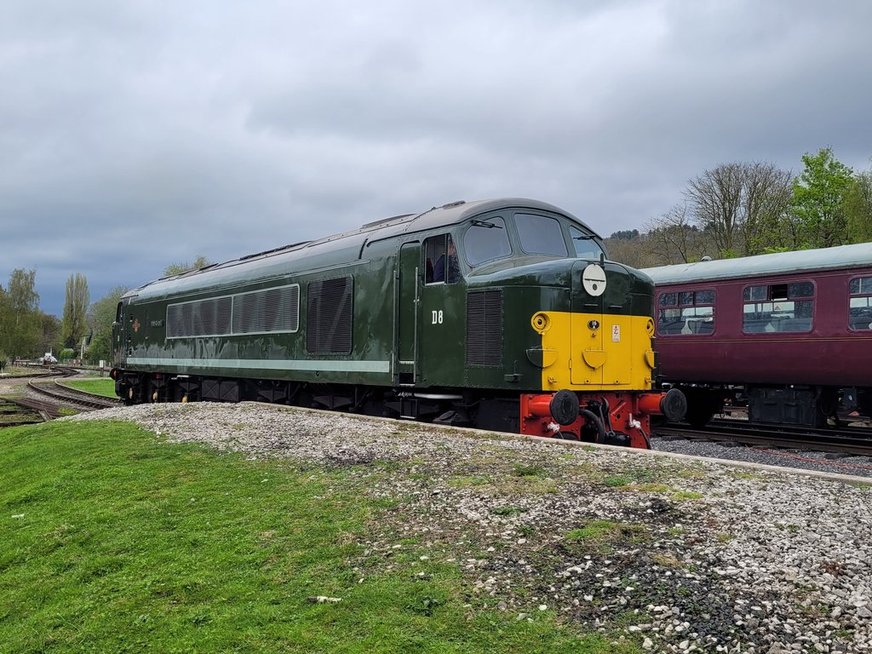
[1,420,637,653]
[61,378,117,398]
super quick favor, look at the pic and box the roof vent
[361,213,414,229]
[440,200,466,209]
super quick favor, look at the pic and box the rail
[654,419,872,457]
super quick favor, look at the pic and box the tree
[645,203,711,264]
[0,284,7,359]
[845,170,872,244]
[608,229,640,241]
[603,233,654,269]
[740,163,795,254]
[164,255,212,277]
[62,272,90,354]
[686,163,744,255]
[0,269,40,360]
[791,148,854,248]
[87,287,127,365]
[39,313,62,359]
[685,161,794,257]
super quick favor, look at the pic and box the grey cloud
[2,0,871,315]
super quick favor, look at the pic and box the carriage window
[743,282,813,333]
[569,225,606,260]
[849,276,872,331]
[657,290,715,336]
[463,217,512,267]
[424,234,460,284]
[515,213,568,256]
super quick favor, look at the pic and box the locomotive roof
[126,198,600,301]
[641,242,872,285]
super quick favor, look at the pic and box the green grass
[0,366,40,377]
[565,520,622,542]
[61,378,118,398]
[0,420,637,653]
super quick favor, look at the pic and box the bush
[59,348,76,362]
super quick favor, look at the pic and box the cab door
[395,242,420,384]
[417,234,465,386]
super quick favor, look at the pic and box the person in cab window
[433,237,460,283]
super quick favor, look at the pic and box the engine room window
[463,217,512,266]
[167,297,232,338]
[657,290,715,336]
[849,276,872,331]
[232,285,300,334]
[515,213,568,256]
[742,282,814,333]
[569,225,606,260]
[424,234,460,284]
[167,285,299,339]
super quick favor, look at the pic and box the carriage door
[396,242,421,384]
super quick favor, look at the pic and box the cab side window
[424,234,460,284]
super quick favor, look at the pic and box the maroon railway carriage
[641,243,872,427]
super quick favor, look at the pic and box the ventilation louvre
[307,277,353,354]
[466,290,502,366]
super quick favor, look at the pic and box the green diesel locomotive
[111,198,684,447]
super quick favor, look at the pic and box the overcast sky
[3,0,871,316]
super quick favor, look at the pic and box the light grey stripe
[126,357,390,373]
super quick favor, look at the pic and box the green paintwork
[114,198,653,395]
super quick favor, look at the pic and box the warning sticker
[611,324,621,342]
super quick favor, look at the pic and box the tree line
[0,258,210,367]
[606,148,872,268]
[0,270,126,367]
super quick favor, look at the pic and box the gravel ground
[67,402,872,653]
[652,437,872,479]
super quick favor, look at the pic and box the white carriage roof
[640,242,872,285]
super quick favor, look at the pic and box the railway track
[25,380,121,416]
[0,399,43,427]
[654,418,872,456]
[0,369,120,425]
